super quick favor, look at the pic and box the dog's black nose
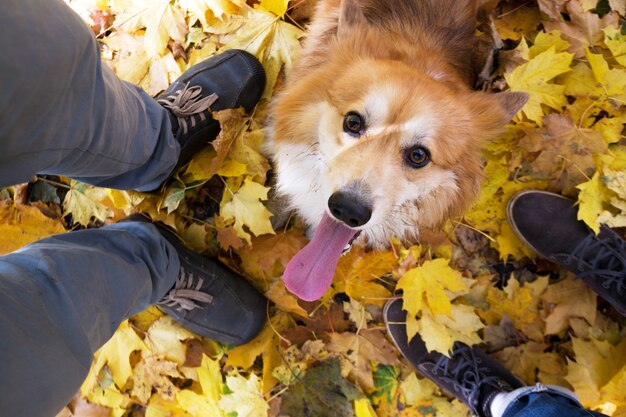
[328,191,372,228]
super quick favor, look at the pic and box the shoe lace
[428,344,501,412]
[561,226,626,295]
[159,267,214,312]
[157,83,218,135]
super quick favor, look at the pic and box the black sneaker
[507,190,626,316]
[127,214,266,345]
[157,49,266,178]
[383,298,522,417]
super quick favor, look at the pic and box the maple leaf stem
[178,213,216,229]
[577,98,601,130]
[267,385,290,402]
[556,155,592,181]
[35,177,70,189]
[497,1,533,18]
[451,220,496,243]
[268,305,290,345]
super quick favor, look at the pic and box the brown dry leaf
[131,355,181,403]
[326,331,401,390]
[566,337,626,406]
[537,0,569,21]
[238,229,309,281]
[282,302,351,346]
[184,108,247,183]
[493,341,558,385]
[544,0,620,57]
[518,113,608,195]
[541,274,597,335]
[265,279,309,318]
[215,215,245,251]
[0,201,66,255]
[494,4,541,41]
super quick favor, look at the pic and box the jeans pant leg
[0,0,180,191]
[0,221,179,417]
[498,384,608,417]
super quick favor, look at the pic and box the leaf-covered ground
[0,0,625,416]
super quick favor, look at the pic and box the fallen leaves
[0,200,65,255]
[4,0,626,416]
[505,46,574,125]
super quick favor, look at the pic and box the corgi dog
[267,0,528,301]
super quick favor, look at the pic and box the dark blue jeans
[0,0,182,416]
[499,385,608,417]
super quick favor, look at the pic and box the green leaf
[280,359,361,417]
[370,365,399,405]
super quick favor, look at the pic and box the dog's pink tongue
[284,213,357,301]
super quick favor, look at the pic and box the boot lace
[157,83,218,135]
[159,267,214,312]
[558,226,626,295]
[426,344,501,413]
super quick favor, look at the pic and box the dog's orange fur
[267,0,527,247]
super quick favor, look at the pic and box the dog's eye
[405,146,430,168]
[343,112,364,136]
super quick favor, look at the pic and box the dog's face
[269,57,522,247]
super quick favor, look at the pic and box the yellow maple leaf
[63,180,112,226]
[176,354,226,416]
[177,389,225,417]
[586,48,626,99]
[529,30,570,58]
[83,383,127,417]
[593,117,625,144]
[219,372,269,417]
[577,171,611,233]
[505,46,574,125]
[397,259,467,319]
[145,316,196,365]
[603,26,626,66]
[562,62,605,97]
[417,305,484,355]
[221,8,304,97]
[216,159,248,177]
[399,373,438,406]
[178,0,244,27]
[480,275,548,341]
[221,177,275,244]
[256,0,290,18]
[226,312,290,391]
[145,396,186,417]
[566,337,626,407]
[355,398,378,417]
[110,0,187,58]
[0,201,66,255]
[541,275,597,335]
[81,321,146,393]
[333,247,396,307]
[495,221,535,261]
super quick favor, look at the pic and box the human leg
[383,298,607,417]
[493,385,606,417]
[0,0,265,191]
[0,218,265,417]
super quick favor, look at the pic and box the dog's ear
[490,91,529,120]
[338,0,367,35]
[467,91,529,141]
